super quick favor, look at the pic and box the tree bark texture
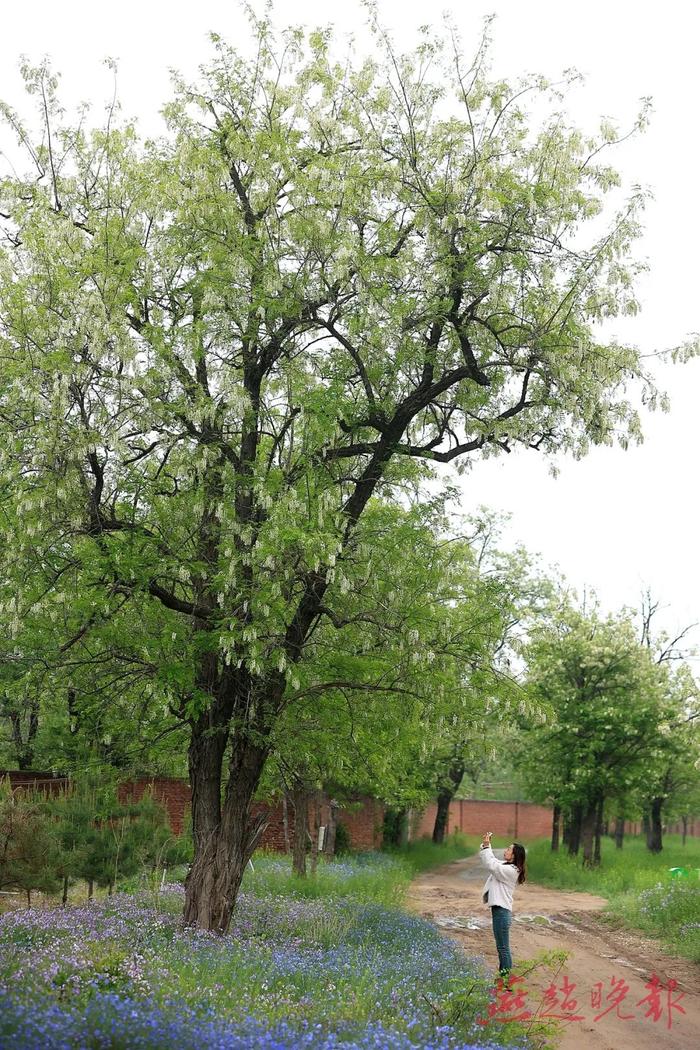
[614,813,625,849]
[566,804,582,856]
[646,797,663,853]
[593,795,604,866]
[291,783,309,878]
[432,760,465,844]
[309,789,322,876]
[183,687,270,931]
[432,790,452,845]
[581,801,598,867]
[551,804,561,852]
[282,793,291,854]
[324,801,338,858]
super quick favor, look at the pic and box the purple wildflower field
[0,857,524,1050]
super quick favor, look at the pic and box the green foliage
[432,949,571,1050]
[0,780,62,901]
[0,777,187,903]
[521,833,700,963]
[522,609,666,807]
[0,17,660,721]
[0,11,683,924]
[334,821,351,855]
[72,786,184,892]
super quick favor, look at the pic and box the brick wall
[5,771,699,846]
[413,798,553,842]
[0,770,70,796]
[119,777,192,836]
[124,779,385,852]
[336,796,384,850]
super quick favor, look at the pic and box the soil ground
[407,852,700,1050]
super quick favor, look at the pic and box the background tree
[0,780,62,905]
[0,14,671,930]
[635,668,700,853]
[519,608,668,866]
[636,593,700,852]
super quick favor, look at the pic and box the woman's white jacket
[479,845,518,911]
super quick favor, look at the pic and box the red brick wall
[7,772,698,845]
[0,770,70,796]
[119,777,192,836]
[336,797,384,850]
[118,780,383,852]
[414,799,552,842]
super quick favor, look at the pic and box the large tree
[0,16,666,929]
[520,608,668,865]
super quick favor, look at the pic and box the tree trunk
[682,814,688,847]
[87,879,94,900]
[382,808,407,847]
[566,804,582,856]
[62,875,69,906]
[614,813,625,849]
[593,795,604,866]
[325,800,338,858]
[581,801,598,867]
[309,790,321,876]
[9,701,39,770]
[282,793,291,854]
[183,704,269,932]
[432,760,465,844]
[551,804,561,852]
[291,783,309,877]
[646,797,663,853]
[26,888,31,908]
[432,789,453,844]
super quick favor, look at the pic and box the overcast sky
[2,0,699,638]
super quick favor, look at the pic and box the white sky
[1,0,699,638]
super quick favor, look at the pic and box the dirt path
[407,854,700,1050]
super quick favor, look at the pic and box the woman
[478,831,527,977]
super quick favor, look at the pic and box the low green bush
[610,879,700,963]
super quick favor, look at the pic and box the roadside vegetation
[0,851,528,1050]
[388,833,481,875]
[526,834,700,962]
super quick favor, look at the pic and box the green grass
[612,879,700,963]
[387,832,480,874]
[241,849,413,906]
[526,834,700,895]
[525,833,700,963]
[1,849,529,1049]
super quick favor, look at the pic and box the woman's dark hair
[511,843,527,884]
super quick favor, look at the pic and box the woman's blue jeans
[491,905,513,974]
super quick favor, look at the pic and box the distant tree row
[514,599,700,863]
